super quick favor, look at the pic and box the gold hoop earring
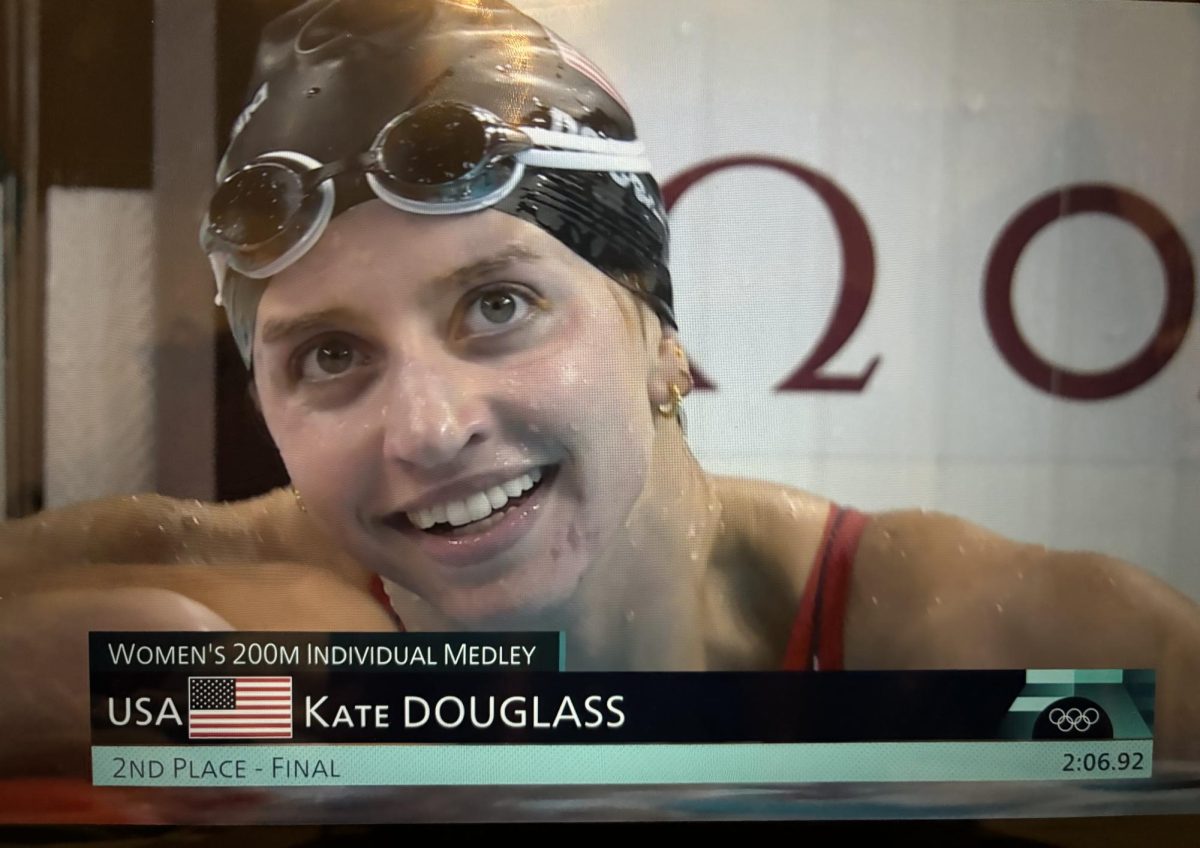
[657,383,681,417]
[291,485,307,513]
[657,384,688,435]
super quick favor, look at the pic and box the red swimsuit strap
[782,504,870,671]
[369,574,406,631]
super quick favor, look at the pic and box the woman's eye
[295,338,367,382]
[460,287,535,335]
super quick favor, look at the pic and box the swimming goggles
[202,100,653,297]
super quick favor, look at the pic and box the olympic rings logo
[1048,706,1101,733]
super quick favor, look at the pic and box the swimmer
[2,0,1199,775]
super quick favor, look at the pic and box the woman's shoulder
[706,477,834,609]
[709,475,834,573]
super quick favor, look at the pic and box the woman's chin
[433,564,584,631]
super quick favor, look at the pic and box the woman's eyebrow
[427,244,545,292]
[259,307,361,347]
[259,245,545,345]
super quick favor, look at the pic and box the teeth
[465,492,492,523]
[485,486,508,509]
[446,501,469,527]
[406,468,546,531]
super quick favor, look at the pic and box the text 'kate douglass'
[304,694,626,729]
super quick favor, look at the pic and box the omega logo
[664,158,1195,402]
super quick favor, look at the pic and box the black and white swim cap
[211,0,674,366]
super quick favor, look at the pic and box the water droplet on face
[995,603,1004,614]
[191,516,201,526]
[934,596,943,605]
[871,596,879,606]
[957,544,965,554]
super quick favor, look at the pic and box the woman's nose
[380,359,490,469]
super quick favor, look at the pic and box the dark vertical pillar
[2,0,45,517]
[153,0,218,499]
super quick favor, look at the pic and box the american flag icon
[187,676,293,739]
[543,26,630,113]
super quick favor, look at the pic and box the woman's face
[253,200,669,625]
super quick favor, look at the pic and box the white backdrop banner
[514,0,1200,596]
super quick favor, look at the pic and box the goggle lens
[379,103,489,185]
[208,162,306,249]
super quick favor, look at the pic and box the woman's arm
[846,510,1200,765]
[0,564,398,776]
[0,491,397,775]
[0,488,369,581]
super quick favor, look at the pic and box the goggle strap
[521,126,647,158]
[300,155,364,191]
[516,148,653,173]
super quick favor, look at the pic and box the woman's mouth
[409,466,546,535]
[382,465,559,569]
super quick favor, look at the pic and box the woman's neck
[547,432,725,670]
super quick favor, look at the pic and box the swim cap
[210,0,675,366]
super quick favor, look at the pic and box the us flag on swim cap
[544,26,631,113]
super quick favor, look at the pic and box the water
[92,771,1200,823]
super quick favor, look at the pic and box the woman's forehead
[258,201,591,312]
[253,203,628,357]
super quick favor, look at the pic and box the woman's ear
[648,329,693,411]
